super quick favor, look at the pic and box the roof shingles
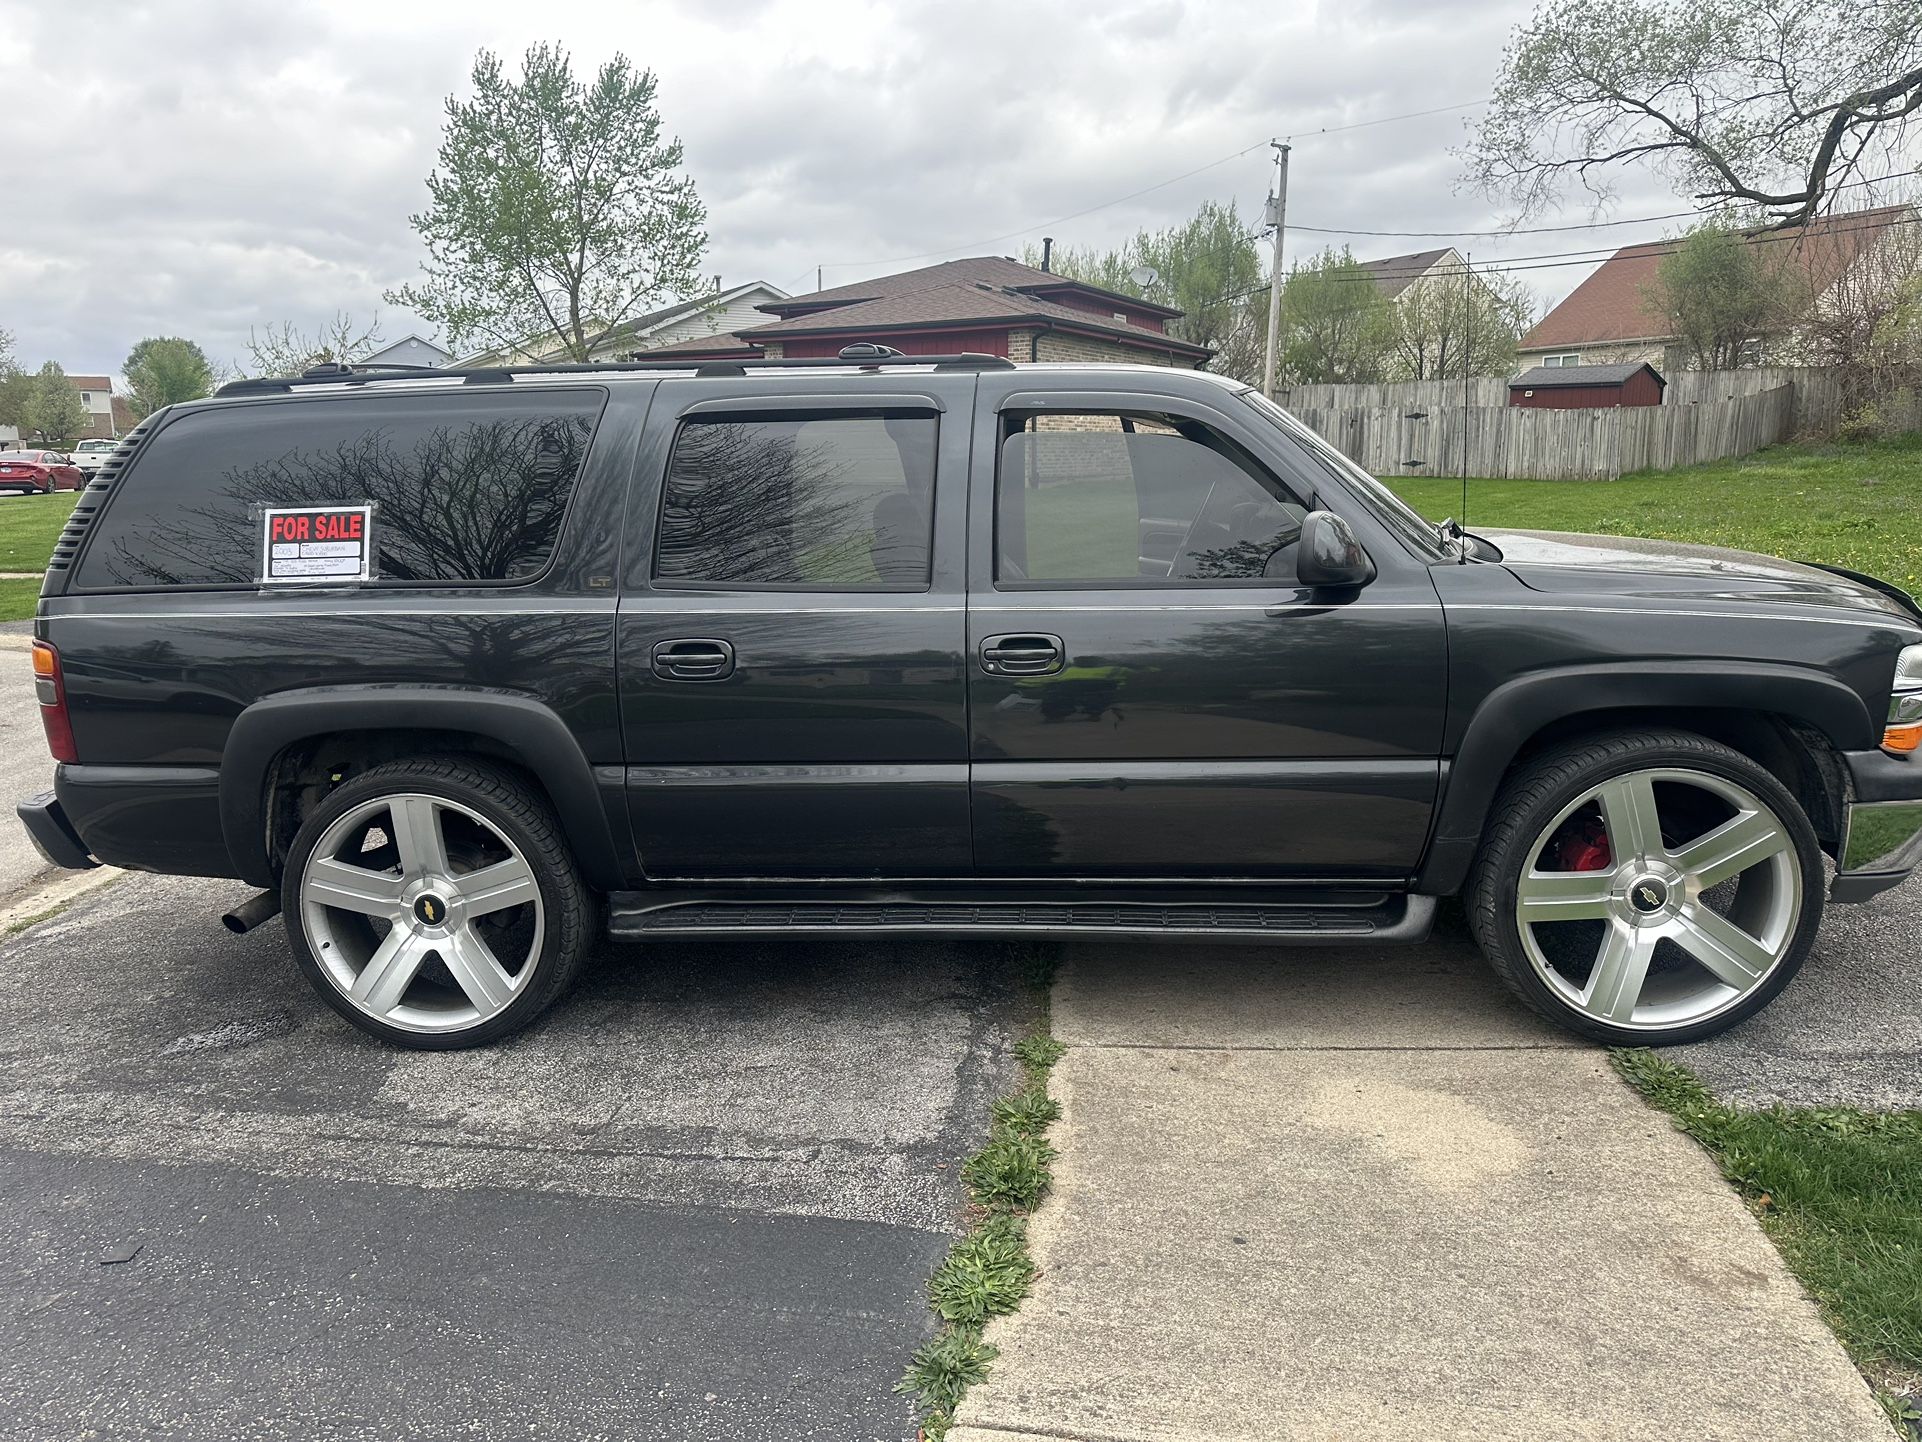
[1522,206,1914,351]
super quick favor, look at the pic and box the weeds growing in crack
[899,946,1066,1441]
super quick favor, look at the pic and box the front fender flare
[220,685,625,891]
[1416,660,1874,895]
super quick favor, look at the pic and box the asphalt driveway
[0,873,1027,1441]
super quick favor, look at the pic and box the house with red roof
[642,256,1212,368]
[1518,205,1918,372]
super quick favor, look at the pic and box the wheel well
[263,729,547,873]
[1506,707,1848,855]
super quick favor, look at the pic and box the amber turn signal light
[30,641,55,677]
[1885,722,1922,755]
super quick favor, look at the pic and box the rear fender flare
[1417,660,1874,894]
[220,686,624,890]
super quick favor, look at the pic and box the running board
[606,893,1435,944]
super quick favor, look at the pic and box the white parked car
[69,438,119,475]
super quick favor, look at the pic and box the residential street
[0,871,1025,1441]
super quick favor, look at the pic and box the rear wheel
[1468,730,1823,1045]
[281,757,594,1049]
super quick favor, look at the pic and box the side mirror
[1295,510,1376,589]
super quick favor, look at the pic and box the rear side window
[73,389,604,589]
[654,413,937,590]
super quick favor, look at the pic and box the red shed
[1508,362,1666,409]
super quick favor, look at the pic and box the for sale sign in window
[259,505,375,584]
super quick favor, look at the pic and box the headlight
[1888,643,1922,754]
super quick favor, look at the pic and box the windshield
[76,440,115,452]
[1236,388,1450,560]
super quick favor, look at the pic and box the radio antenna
[1458,250,1472,563]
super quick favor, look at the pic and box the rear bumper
[38,764,232,878]
[16,792,98,871]
[1832,749,1922,902]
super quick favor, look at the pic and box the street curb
[0,866,124,934]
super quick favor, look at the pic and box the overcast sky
[0,0,1697,377]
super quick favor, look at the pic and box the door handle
[979,633,1065,677]
[652,638,735,681]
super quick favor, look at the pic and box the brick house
[1517,205,1918,371]
[644,256,1212,367]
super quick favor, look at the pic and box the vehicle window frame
[64,385,611,595]
[990,404,1310,593]
[1235,387,1450,562]
[648,405,942,596]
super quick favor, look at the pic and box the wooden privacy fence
[1278,365,1845,436]
[1286,385,1796,480]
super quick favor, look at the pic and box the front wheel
[1468,730,1824,1045]
[281,756,594,1049]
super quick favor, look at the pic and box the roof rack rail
[215,344,1015,397]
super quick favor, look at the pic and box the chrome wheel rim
[299,792,543,1035]
[1515,767,1801,1031]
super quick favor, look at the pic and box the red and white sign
[259,504,374,584]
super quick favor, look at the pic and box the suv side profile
[17,351,1922,1050]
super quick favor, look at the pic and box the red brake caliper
[1556,814,1613,872]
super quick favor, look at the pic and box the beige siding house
[1517,206,1917,371]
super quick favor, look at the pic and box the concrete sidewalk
[952,942,1892,1442]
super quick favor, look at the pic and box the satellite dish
[1130,264,1160,290]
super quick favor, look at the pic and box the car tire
[280,755,596,1049]
[1467,728,1824,1046]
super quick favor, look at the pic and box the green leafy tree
[20,362,89,445]
[1279,247,1398,383]
[124,336,216,417]
[386,44,708,363]
[0,330,26,438]
[1469,0,1922,227]
[246,311,384,378]
[1388,264,1535,380]
[1644,222,1808,368]
[1026,200,1267,381]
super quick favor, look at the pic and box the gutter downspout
[1030,320,1053,363]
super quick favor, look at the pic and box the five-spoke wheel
[1471,731,1822,1045]
[282,758,592,1048]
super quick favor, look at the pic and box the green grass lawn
[1617,1051,1922,1421]
[0,577,42,621]
[1389,434,1922,590]
[0,491,78,572]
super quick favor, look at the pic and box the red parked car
[0,449,84,493]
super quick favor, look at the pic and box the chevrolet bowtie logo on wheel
[413,895,444,926]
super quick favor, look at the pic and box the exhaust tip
[221,890,281,935]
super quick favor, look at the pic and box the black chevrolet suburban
[17,349,1922,1049]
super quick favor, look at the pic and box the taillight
[31,641,77,763]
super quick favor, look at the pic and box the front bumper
[16,791,98,872]
[1832,749,1922,902]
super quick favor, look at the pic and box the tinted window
[655,413,936,589]
[996,414,1306,585]
[74,390,603,589]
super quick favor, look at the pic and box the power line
[1199,208,1922,305]
[805,98,1491,277]
[1288,167,1922,239]
[1281,98,1485,142]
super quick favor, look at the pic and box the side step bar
[607,893,1435,944]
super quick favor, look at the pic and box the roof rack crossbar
[215,349,1017,396]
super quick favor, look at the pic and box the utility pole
[1260,140,1291,399]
